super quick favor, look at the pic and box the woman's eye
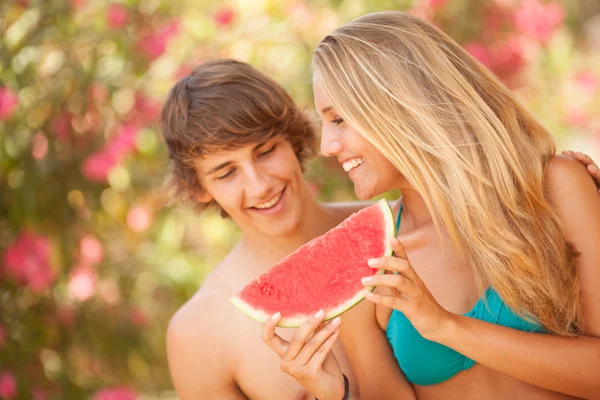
[216,169,235,180]
[332,117,344,125]
[258,144,277,157]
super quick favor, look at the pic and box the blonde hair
[313,11,581,336]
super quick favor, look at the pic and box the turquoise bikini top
[385,204,545,385]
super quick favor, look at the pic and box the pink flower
[92,387,137,400]
[2,231,54,292]
[465,39,525,82]
[129,308,148,327]
[107,4,128,30]
[565,108,589,127]
[489,38,525,80]
[126,206,151,233]
[574,71,598,96]
[514,0,564,44]
[80,234,104,265]
[82,123,139,182]
[175,65,192,80]
[464,42,493,68]
[32,388,47,400]
[31,132,48,160]
[51,112,72,141]
[428,0,448,10]
[214,7,234,27]
[137,22,180,61]
[106,124,139,159]
[0,372,16,400]
[131,95,161,126]
[70,0,86,10]
[82,151,117,182]
[68,265,97,302]
[0,87,18,121]
[0,324,6,349]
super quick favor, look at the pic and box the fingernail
[390,237,399,245]
[365,292,374,298]
[315,309,324,319]
[590,165,598,172]
[361,276,373,284]
[272,312,281,320]
[331,317,341,326]
[368,258,379,267]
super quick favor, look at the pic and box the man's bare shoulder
[167,258,247,353]
[166,255,257,398]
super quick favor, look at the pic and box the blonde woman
[262,11,600,400]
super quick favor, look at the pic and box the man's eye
[259,144,277,157]
[216,169,235,180]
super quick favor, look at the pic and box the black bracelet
[315,374,350,400]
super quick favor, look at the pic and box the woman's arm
[338,300,416,400]
[364,154,600,398]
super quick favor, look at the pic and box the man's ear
[197,190,213,204]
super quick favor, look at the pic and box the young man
[160,59,366,400]
[161,59,600,400]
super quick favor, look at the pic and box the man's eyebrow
[320,106,334,114]
[205,161,232,176]
[204,143,268,176]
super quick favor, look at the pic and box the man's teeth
[342,158,364,172]
[254,191,283,209]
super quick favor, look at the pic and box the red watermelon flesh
[230,199,395,327]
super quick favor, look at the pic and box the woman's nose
[320,127,343,157]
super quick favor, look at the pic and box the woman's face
[313,79,404,200]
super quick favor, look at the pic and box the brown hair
[160,59,318,215]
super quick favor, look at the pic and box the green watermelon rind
[229,199,396,328]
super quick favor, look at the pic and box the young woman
[262,12,600,400]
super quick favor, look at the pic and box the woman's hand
[562,150,600,194]
[362,237,454,342]
[261,310,346,400]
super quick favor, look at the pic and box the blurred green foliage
[0,0,599,398]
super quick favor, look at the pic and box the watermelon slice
[230,199,395,327]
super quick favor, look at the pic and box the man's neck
[238,196,334,272]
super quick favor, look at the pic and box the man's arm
[166,299,246,400]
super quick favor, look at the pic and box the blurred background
[1,0,599,398]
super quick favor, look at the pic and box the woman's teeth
[253,191,283,209]
[342,158,364,172]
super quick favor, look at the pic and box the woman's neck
[400,190,433,228]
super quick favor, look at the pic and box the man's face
[195,139,308,237]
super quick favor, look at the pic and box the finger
[390,236,407,259]
[293,317,341,367]
[261,312,288,357]
[368,256,419,283]
[365,291,407,311]
[588,163,600,178]
[306,325,341,372]
[283,309,326,362]
[576,152,593,165]
[361,274,420,297]
[562,150,575,157]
